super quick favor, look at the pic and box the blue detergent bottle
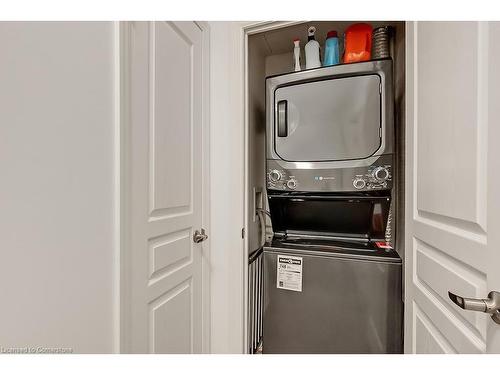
[324,30,340,66]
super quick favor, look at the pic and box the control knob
[353,178,366,190]
[269,169,282,182]
[286,179,297,190]
[372,167,390,182]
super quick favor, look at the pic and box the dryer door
[274,74,381,162]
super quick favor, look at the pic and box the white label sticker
[276,254,303,292]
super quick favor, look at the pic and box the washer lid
[265,237,401,263]
[268,192,391,240]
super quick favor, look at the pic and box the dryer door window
[274,74,381,162]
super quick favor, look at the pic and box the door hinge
[241,228,245,239]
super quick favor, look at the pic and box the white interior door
[123,21,209,353]
[405,21,500,353]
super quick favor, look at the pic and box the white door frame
[118,21,211,353]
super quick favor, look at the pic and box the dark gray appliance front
[262,59,401,355]
[263,244,402,354]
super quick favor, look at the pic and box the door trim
[404,20,415,354]
[119,20,131,354]
[197,20,212,354]
[113,20,122,354]
[119,21,211,353]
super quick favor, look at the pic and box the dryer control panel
[352,165,392,190]
[267,155,393,192]
[267,168,299,191]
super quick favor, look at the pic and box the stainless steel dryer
[266,59,394,193]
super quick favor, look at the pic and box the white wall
[208,21,247,353]
[0,22,118,353]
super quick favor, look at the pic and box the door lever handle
[193,228,208,244]
[448,290,500,324]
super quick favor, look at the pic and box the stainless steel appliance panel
[267,154,393,192]
[274,75,381,162]
[248,249,263,353]
[266,59,394,173]
[263,247,403,353]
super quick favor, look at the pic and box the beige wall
[0,22,118,353]
[247,34,268,254]
[208,21,247,353]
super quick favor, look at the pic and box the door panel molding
[413,219,486,271]
[148,278,193,353]
[148,229,193,281]
[414,22,486,230]
[413,279,485,353]
[416,209,487,238]
[413,302,457,353]
[148,21,194,218]
[414,238,487,338]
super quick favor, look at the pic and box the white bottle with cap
[305,26,321,69]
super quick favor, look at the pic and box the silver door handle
[448,290,500,324]
[193,229,208,243]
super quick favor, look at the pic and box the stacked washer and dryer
[263,59,403,353]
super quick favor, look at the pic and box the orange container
[343,23,373,63]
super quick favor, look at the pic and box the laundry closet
[2,21,499,356]
[245,21,406,354]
